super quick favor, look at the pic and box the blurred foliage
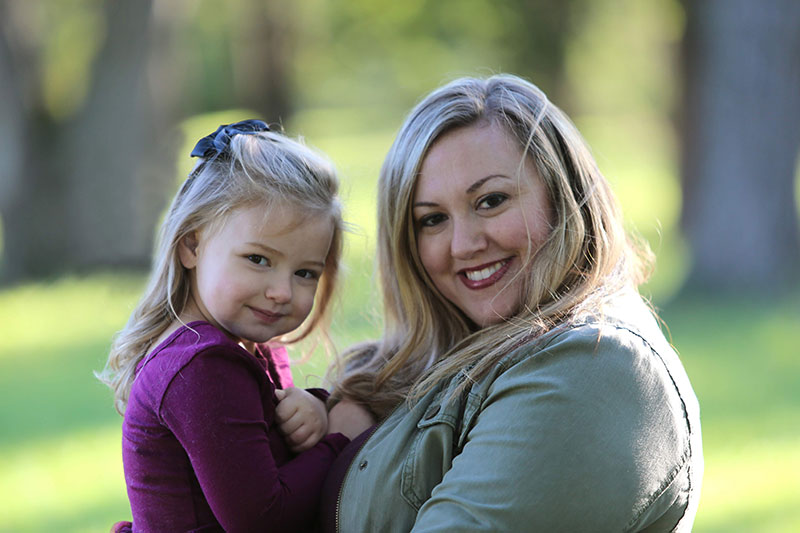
[290,0,594,121]
[10,0,289,120]
[1,0,799,531]
[1,0,796,284]
[0,0,716,291]
[293,0,512,110]
[37,0,106,119]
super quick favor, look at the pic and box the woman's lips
[458,258,512,290]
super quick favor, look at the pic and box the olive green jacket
[334,290,702,532]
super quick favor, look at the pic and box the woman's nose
[449,216,487,260]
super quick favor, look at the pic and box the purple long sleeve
[121,322,348,532]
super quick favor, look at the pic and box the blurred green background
[1,0,799,531]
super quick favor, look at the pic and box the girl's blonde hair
[329,74,653,418]
[98,129,342,414]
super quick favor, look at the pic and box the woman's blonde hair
[329,74,652,418]
[98,129,343,414]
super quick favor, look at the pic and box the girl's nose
[449,216,487,260]
[265,277,292,304]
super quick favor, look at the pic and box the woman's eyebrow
[413,174,510,209]
[465,174,509,194]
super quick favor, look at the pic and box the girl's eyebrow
[246,242,325,268]
[246,242,282,256]
[413,174,510,209]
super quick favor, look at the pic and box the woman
[323,74,702,532]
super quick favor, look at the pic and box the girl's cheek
[298,287,317,317]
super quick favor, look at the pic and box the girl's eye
[295,269,319,280]
[417,213,447,228]
[247,254,270,267]
[477,193,508,210]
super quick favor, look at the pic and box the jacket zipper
[335,404,403,533]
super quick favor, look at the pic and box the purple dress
[115,321,348,532]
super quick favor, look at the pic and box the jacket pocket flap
[416,389,462,429]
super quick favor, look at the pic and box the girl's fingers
[278,410,305,434]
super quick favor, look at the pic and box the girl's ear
[178,231,200,269]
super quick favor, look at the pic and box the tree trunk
[502,0,581,107]
[0,0,176,283]
[230,0,295,123]
[0,1,71,281]
[62,0,174,271]
[680,0,800,294]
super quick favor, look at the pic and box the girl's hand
[327,400,376,440]
[274,387,328,453]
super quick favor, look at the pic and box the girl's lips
[458,258,512,290]
[250,307,284,324]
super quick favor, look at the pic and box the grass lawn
[1,117,798,531]
[1,275,798,532]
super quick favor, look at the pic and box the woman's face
[412,122,552,327]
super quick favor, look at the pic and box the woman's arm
[327,399,376,439]
[161,349,348,532]
[411,327,692,532]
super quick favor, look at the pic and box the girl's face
[179,203,334,351]
[412,122,552,327]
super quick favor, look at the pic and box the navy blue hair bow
[190,119,270,159]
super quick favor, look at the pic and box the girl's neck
[179,297,256,354]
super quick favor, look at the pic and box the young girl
[98,119,352,532]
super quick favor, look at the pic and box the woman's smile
[458,257,513,289]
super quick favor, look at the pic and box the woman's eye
[295,269,319,280]
[418,213,447,228]
[247,254,270,266]
[477,193,508,210]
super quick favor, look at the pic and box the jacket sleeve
[160,347,349,533]
[411,325,693,532]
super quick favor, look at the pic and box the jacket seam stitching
[625,446,691,531]
[611,324,694,531]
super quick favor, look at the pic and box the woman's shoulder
[477,289,700,431]
[500,289,673,372]
[457,292,701,530]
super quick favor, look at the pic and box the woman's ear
[178,231,200,269]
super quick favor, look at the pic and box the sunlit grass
[0,425,130,532]
[695,437,800,533]
[0,274,144,361]
[660,295,800,532]
[2,275,798,530]
[0,277,137,531]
